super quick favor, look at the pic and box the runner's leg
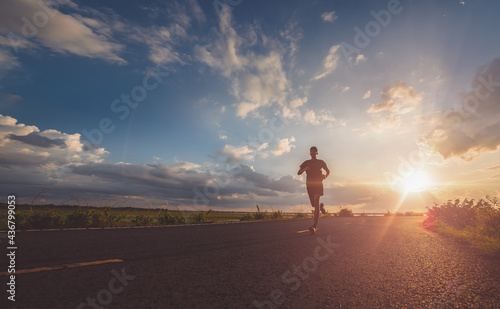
[312,194,320,228]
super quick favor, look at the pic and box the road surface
[1,217,500,308]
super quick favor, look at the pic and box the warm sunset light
[1,0,499,215]
[1,2,500,308]
[402,171,431,193]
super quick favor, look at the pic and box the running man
[297,146,330,234]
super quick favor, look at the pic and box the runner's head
[310,146,318,158]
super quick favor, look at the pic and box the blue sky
[1,0,499,212]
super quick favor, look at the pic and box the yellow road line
[0,259,123,276]
[297,230,309,233]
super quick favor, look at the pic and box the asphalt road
[1,217,500,308]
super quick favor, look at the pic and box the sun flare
[403,171,431,193]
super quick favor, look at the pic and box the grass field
[1,203,424,231]
[0,204,312,230]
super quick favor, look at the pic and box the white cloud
[355,54,366,65]
[0,0,126,64]
[367,81,422,130]
[195,9,290,119]
[0,51,19,79]
[303,109,336,126]
[280,17,303,67]
[0,113,109,191]
[216,144,255,163]
[272,137,296,156]
[362,90,371,99]
[186,0,207,25]
[219,132,228,140]
[312,44,341,81]
[194,8,338,129]
[421,58,500,160]
[367,81,422,114]
[0,114,306,209]
[149,44,182,65]
[321,11,338,23]
[341,86,350,93]
[194,9,246,77]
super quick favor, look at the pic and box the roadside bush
[295,212,307,218]
[271,210,283,219]
[157,210,185,225]
[189,210,212,224]
[25,211,64,229]
[64,207,124,228]
[65,209,92,227]
[97,206,124,227]
[240,214,254,221]
[253,204,267,220]
[424,196,500,255]
[426,199,482,230]
[338,207,353,217]
[132,214,153,226]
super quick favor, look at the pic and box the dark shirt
[300,159,328,185]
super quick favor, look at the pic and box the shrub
[295,212,307,218]
[189,210,212,224]
[98,206,124,227]
[424,197,500,255]
[338,207,353,217]
[240,214,253,221]
[253,204,267,220]
[271,210,283,219]
[64,207,125,228]
[132,214,153,226]
[157,210,185,225]
[26,211,64,229]
[66,209,93,227]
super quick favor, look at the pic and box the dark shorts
[306,182,323,197]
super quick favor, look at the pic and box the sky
[0,0,499,213]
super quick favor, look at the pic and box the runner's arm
[323,165,330,179]
[298,166,310,175]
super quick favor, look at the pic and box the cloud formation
[0,0,126,63]
[321,11,338,23]
[421,58,500,160]
[7,132,67,148]
[312,44,341,81]
[367,81,422,130]
[272,137,296,156]
[195,9,290,119]
[0,114,306,208]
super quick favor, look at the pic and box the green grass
[423,196,500,256]
[0,204,301,230]
[1,202,426,231]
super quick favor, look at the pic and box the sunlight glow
[402,170,431,193]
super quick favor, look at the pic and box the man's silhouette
[298,146,330,234]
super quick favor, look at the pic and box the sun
[402,170,431,193]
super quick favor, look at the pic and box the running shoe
[320,203,326,215]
